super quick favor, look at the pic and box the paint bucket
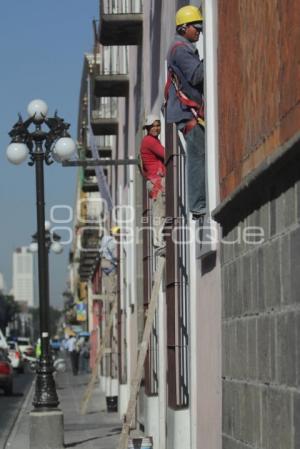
[106,396,118,412]
[128,437,153,449]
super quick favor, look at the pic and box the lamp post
[29,221,64,256]
[6,99,75,449]
[29,222,63,361]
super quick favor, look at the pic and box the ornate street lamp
[29,221,64,255]
[6,99,75,449]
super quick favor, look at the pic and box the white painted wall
[157,285,167,449]
[167,408,190,449]
[119,384,129,418]
[94,3,222,449]
[193,2,222,449]
[144,396,160,448]
[142,283,167,448]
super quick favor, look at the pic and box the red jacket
[140,135,166,182]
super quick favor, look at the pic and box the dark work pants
[70,350,79,375]
[185,124,206,213]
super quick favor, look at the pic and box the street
[0,370,33,449]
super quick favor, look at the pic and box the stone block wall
[220,153,300,449]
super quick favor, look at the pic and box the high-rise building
[12,247,34,308]
[0,273,5,293]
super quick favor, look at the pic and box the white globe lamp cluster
[6,99,76,164]
[29,221,63,255]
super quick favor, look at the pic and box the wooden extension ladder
[117,255,165,449]
[80,297,117,415]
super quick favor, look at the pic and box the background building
[12,247,34,307]
[0,273,5,293]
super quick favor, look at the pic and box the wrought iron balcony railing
[93,46,129,97]
[95,46,128,76]
[102,0,143,14]
[99,0,143,45]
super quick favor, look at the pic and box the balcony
[94,74,129,97]
[79,258,97,281]
[79,269,93,281]
[85,167,108,176]
[78,228,100,280]
[85,147,112,158]
[91,113,118,136]
[99,0,143,46]
[82,177,99,193]
[91,96,118,136]
[94,46,129,97]
[79,257,97,270]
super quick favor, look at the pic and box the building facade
[69,1,300,449]
[69,1,221,449]
[214,2,300,449]
[12,247,34,308]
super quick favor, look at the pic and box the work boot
[155,246,166,257]
[191,207,206,221]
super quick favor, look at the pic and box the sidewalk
[6,370,121,449]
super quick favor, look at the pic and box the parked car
[0,349,13,395]
[16,337,34,357]
[7,341,24,373]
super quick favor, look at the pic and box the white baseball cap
[143,114,160,129]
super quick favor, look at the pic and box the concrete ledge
[212,131,300,233]
[30,409,64,449]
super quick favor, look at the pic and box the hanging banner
[76,302,87,322]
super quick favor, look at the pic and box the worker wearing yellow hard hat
[175,5,203,26]
[164,5,206,222]
[110,225,120,235]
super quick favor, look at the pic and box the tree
[0,294,19,333]
[29,306,63,341]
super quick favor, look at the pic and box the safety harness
[164,41,205,130]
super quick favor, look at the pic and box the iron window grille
[142,183,159,396]
[165,124,190,409]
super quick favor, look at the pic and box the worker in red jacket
[140,114,166,252]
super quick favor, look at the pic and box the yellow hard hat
[176,5,203,26]
[111,225,120,235]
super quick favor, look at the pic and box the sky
[0,0,99,308]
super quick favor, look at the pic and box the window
[165,124,190,408]
[142,183,159,396]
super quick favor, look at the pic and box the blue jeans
[185,124,206,213]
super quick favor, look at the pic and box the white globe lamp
[54,137,76,161]
[27,99,48,122]
[44,221,51,231]
[29,242,38,253]
[51,241,63,254]
[6,142,29,165]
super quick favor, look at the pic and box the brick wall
[218,0,300,200]
[221,153,300,449]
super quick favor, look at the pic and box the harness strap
[164,42,205,127]
[181,118,198,135]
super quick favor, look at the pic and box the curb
[4,380,35,448]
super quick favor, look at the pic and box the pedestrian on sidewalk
[165,5,206,221]
[35,337,41,359]
[140,114,166,251]
[66,334,79,375]
[79,336,90,373]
